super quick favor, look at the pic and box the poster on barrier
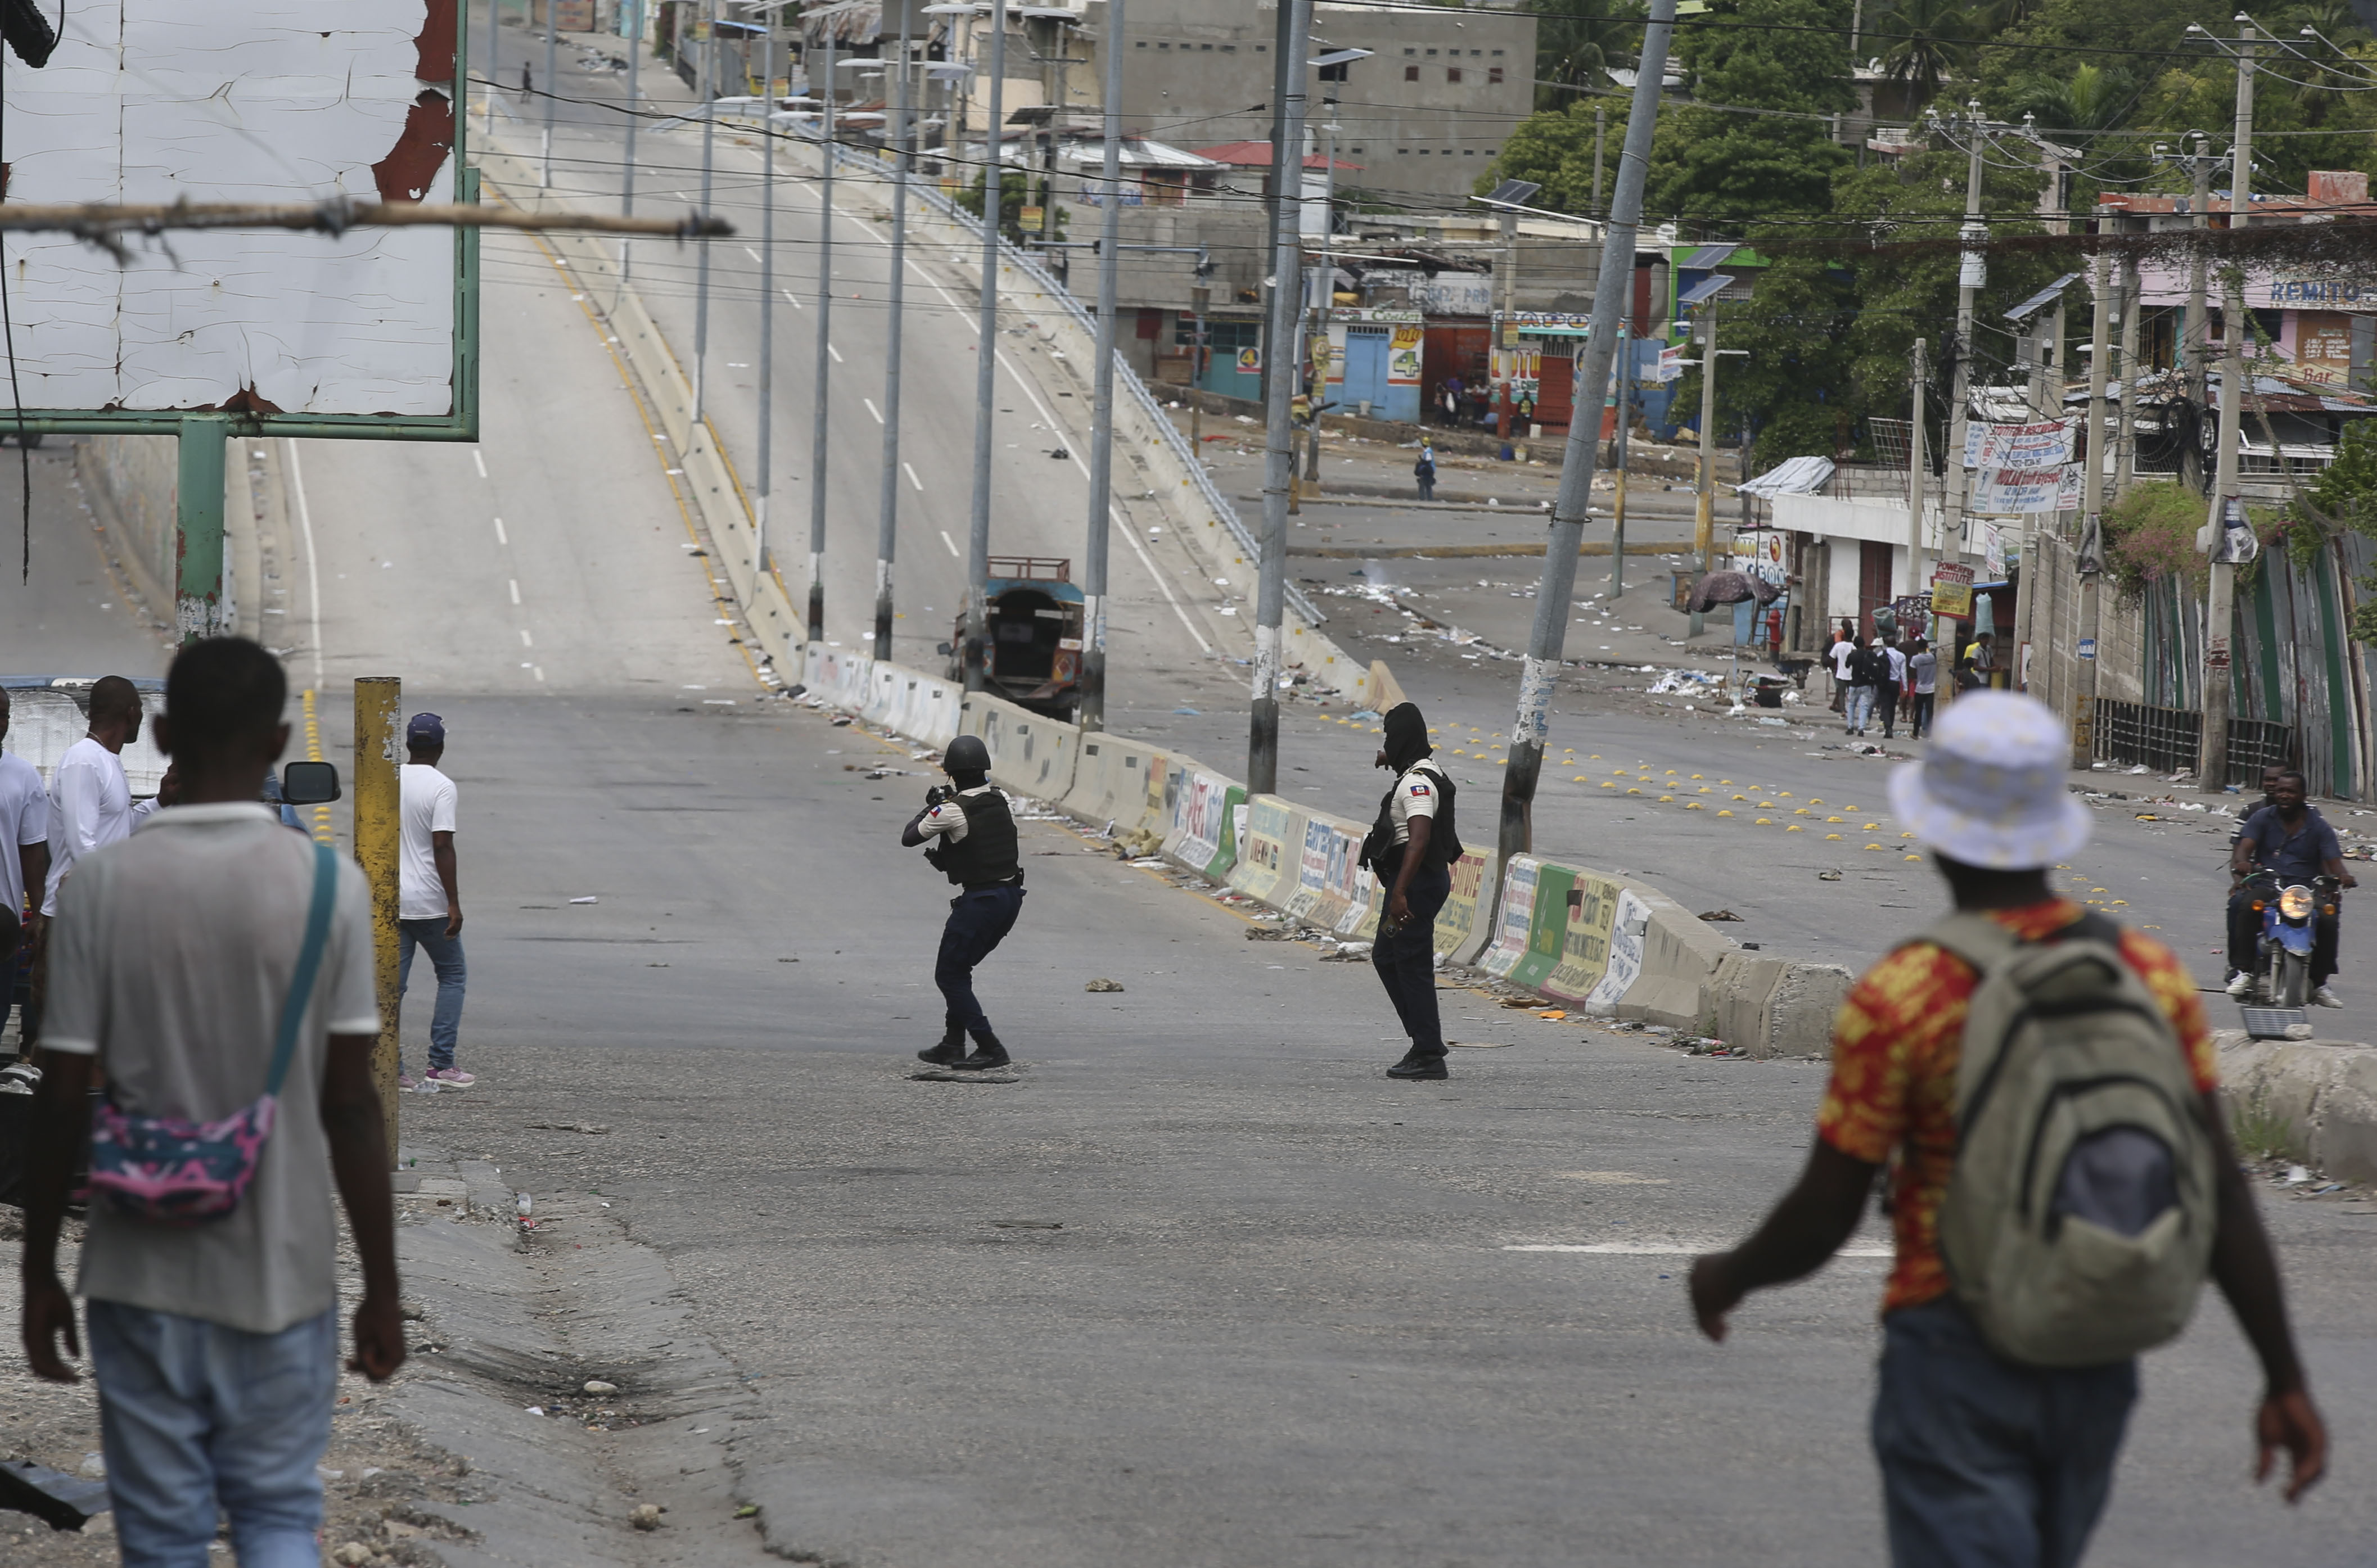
[1434,850,1494,960]
[1541,870,1623,1002]
[1584,889,1652,1015]
[1230,797,1298,905]
[1172,771,1233,872]
[1478,857,1541,979]
[1509,862,1577,992]
[1288,816,1364,927]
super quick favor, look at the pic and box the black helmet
[943,734,991,773]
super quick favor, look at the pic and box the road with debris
[3,31,2375,1566]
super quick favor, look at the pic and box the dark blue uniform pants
[937,883,1024,1040]
[1372,861,1451,1058]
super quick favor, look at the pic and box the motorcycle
[2239,869,2341,1007]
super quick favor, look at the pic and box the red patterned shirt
[1815,899,2217,1313]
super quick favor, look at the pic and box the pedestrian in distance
[19,636,405,1566]
[1827,625,1854,715]
[1875,636,1907,740]
[1905,638,1937,740]
[1842,637,1884,738]
[44,674,142,919]
[1687,693,2326,1568]
[398,713,472,1089]
[904,734,1024,1072]
[521,62,532,97]
[1414,441,1437,503]
[0,688,50,1057]
[1359,703,1462,1081]
[1952,654,1985,695]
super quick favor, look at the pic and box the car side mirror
[281,760,341,806]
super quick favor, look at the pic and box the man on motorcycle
[2228,770,2357,1006]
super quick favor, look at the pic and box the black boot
[1386,1048,1448,1081]
[953,1032,1012,1071]
[917,1027,967,1067]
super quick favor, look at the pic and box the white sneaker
[2226,972,2254,999]
[2313,986,2343,1008]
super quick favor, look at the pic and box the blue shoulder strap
[265,843,338,1099]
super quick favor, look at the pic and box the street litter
[632,1504,665,1531]
[1647,669,1723,697]
[2285,1164,2312,1185]
[1697,909,1743,921]
[1085,978,1126,992]
[1817,869,1843,881]
[584,1380,619,1395]
[569,895,599,904]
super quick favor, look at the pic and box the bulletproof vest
[927,787,1021,887]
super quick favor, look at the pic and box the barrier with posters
[1165,767,1244,880]
[1436,849,1498,964]
[1539,865,1629,1005]
[1477,856,1544,980]
[1228,795,1303,908]
[1283,811,1369,930]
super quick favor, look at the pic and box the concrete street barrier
[957,692,1082,803]
[1478,857,1546,981]
[1437,849,1498,964]
[1227,796,1303,909]
[1163,765,1244,882]
[2216,1032,2377,1184]
[1710,952,1857,1059]
[1282,811,1370,931]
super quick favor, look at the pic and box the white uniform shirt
[1829,639,1857,681]
[1388,761,1444,846]
[43,803,381,1334]
[917,783,1000,843]
[44,735,130,916]
[398,763,459,921]
[0,750,47,918]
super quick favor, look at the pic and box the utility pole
[1079,0,1124,731]
[488,0,503,137]
[2181,132,2213,490]
[1495,206,1517,451]
[2200,20,2254,793]
[1611,323,1630,600]
[2116,229,2140,501]
[1907,337,1928,627]
[1305,115,1339,486]
[1250,0,1314,794]
[805,33,836,658]
[1941,101,1987,589]
[542,0,560,187]
[692,0,719,422]
[963,0,1009,691]
[1498,0,1677,858]
[873,2,914,658]
[621,0,641,280]
[1591,105,1606,215]
[1690,311,1720,634]
[755,9,776,578]
[2072,242,2112,766]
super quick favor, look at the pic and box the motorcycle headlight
[2280,885,2315,920]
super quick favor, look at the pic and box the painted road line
[863,397,883,424]
[473,449,488,478]
[783,288,802,310]
[494,517,508,545]
[520,629,534,647]
[1503,1243,1893,1257]
[509,579,522,606]
[904,462,923,492]
[284,439,326,688]
[744,246,763,263]
[940,530,959,558]
[828,343,844,364]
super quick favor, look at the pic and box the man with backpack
[1361,703,1461,1081]
[1686,693,2326,1566]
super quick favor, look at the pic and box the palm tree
[1873,0,1977,110]
[2006,62,2135,148]
[1530,0,1644,111]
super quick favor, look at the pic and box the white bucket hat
[1887,692,2092,869]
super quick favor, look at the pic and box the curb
[2216,1030,2377,1183]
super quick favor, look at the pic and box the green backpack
[1922,911,2218,1368]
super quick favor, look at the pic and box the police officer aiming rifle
[901,734,1026,1070]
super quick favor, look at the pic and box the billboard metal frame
[0,12,483,638]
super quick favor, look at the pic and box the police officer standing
[1360,702,1462,1080]
[903,735,1025,1070]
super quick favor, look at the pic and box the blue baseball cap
[407,712,446,746]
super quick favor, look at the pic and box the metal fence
[2093,698,2293,787]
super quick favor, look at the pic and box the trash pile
[1647,668,1724,697]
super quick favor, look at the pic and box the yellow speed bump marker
[1787,824,1804,832]
[1826,833,1843,840]
[1865,843,1885,850]
[1717,809,1735,817]
[1906,853,1923,860]
[1685,801,1704,810]
[1658,794,1675,802]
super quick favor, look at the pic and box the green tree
[1528,0,1645,111]
[1643,0,1856,228]
[1673,254,1864,464]
[955,168,1065,244]
[1871,0,1980,107]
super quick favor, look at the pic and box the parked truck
[945,557,1086,720]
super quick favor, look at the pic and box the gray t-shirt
[43,802,380,1334]
[1908,650,1937,694]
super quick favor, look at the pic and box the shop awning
[1738,455,1834,498]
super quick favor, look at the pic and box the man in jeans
[1686,694,2326,1566]
[398,712,471,1088]
[1905,637,1938,739]
[20,636,404,1566]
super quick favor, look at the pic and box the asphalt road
[0,26,2370,1565]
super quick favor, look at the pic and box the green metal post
[175,413,231,644]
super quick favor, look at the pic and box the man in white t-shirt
[397,712,471,1088]
[20,636,403,1563]
[0,688,51,1055]
[42,675,142,916]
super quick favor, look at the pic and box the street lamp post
[1079,0,1125,731]
[872,4,915,658]
[805,33,837,658]
[963,1,1009,691]
[692,0,720,423]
